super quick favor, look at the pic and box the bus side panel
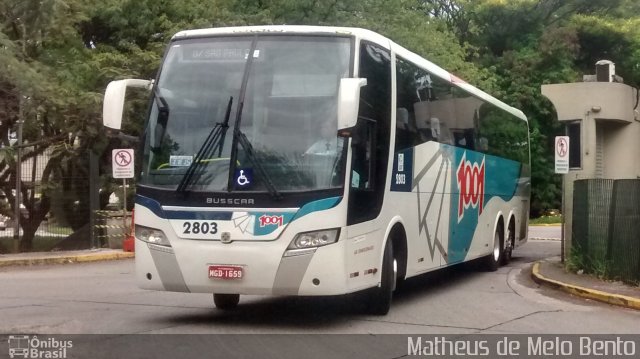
[447,146,527,263]
[388,141,452,276]
[388,141,528,273]
[343,226,383,293]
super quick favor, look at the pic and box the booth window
[567,122,581,168]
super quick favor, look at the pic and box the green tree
[2,0,640,250]
[0,0,77,250]
[422,0,637,215]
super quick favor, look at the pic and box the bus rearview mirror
[337,78,367,132]
[103,79,152,130]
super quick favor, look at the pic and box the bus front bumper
[135,236,350,296]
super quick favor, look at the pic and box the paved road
[1,238,638,337]
[528,225,561,239]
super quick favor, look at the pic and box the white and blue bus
[103,25,530,314]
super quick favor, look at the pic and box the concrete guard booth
[541,60,640,258]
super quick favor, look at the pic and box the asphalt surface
[528,225,561,239]
[3,236,640,358]
[1,238,638,337]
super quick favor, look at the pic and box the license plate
[208,265,243,280]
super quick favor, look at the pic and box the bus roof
[173,25,390,45]
[173,25,527,122]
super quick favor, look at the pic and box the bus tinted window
[395,56,455,151]
[395,57,529,165]
[477,104,529,164]
[349,41,392,225]
[451,87,481,151]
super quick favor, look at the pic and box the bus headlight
[135,225,171,247]
[288,228,340,250]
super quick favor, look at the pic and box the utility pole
[89,151,99,248]
[13,100,24,253]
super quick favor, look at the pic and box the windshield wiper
[225,39,281,200]
[176,96,233,192]
[234,127,282,200]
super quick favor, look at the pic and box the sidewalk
[532,257,640,311]
[0,248,134,267]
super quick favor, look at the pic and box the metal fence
[572,179,640,283]
[0,147,132,253]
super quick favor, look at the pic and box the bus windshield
[140,35,352,193]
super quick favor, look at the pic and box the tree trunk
[19,220,38,252]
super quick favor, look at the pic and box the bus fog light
[288,229,340,249]
[135,225,171,247]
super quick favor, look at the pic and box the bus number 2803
[183,221,218,235]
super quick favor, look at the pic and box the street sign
[112,149,134,178]
[554,136,569,174]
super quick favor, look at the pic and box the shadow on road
[150,256,518,330]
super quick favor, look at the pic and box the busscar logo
[456,152,485,223]
[7,335,72,359]
[258,214,283,227]
[206,197,255,206]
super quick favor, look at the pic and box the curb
[531,262,640,311]
[0,251,135,267]
[528,223,562,227]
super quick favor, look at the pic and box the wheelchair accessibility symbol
[237,170,250,186]
[235,168,253,189]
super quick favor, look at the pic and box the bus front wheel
[213,293,240,310]
[367,241,396,315]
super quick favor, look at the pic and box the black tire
[367,241,395,315]
[483,224,503,272]
[502,220,515,265]
[213,293,240,310]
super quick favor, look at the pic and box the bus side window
[351,118,376,190]
[347,41,391,225]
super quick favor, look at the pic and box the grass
[529,214,562,225]
[43,225,73,235]
[0,236,64,253]
[565,245,612,280]
[565,245,639,285]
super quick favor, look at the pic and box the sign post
[555,136,570,263]
[112,149,134,241]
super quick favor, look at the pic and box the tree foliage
[1,0,638,249]
[423,0,639,215]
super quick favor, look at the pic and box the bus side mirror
[337,78,367,133]
[103,79,152,130]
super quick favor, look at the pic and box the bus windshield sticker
[234,168,253,189]
[169,155,193,167]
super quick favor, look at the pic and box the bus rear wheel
[483,224,503,272]
[502,220,515,265]
[367,241,396,315]
[213,293,240,310]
